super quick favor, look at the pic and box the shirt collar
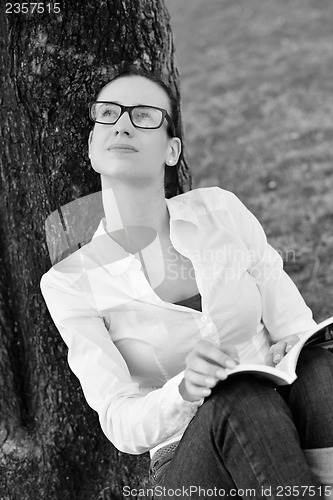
[166,194,200,226]
[88,194,199,277]
[89,219,137,276]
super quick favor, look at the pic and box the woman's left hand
[265,335,300,366]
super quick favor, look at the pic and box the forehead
[98,76,170,111]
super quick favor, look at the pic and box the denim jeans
[150,347,333,499]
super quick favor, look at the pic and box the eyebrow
[98,100,166,109]
[98,100,149,106]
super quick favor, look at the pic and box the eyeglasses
[89,101,175,136]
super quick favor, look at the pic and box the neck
[101,176,170,240]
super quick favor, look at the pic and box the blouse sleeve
[40,270,202,455]
[223,189,317,341]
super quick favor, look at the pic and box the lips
[107,143,139,152]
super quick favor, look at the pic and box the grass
[166,0,333,320]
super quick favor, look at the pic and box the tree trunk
[0,1,180,498]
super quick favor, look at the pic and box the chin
[100,167,149,183]
[91,160,131,176]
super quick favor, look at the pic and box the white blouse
[40,187,316,456]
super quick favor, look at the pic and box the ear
[88,130,93,158]
[166,137,182,166]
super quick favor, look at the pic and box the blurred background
[166,0,333,321]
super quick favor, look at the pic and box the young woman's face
[88,75,181,187]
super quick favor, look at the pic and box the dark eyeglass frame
[89,101,176,136]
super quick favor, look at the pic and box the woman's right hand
[178,340,239,402]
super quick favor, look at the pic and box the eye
[96,104,120,122]
[134,110,154,122]
[132,107,161,126]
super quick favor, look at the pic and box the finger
[185,353,231,383]
[221,345,239,363]
[266,335,300,366]
[192,340,238,370]
[285,335,300,353]
[186,356,224,380]
[185,379,213,398]
[179,377,211,401]
[271,341,287,364]
[265,349,275,367]
[185,367,219,389]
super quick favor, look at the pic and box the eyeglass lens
[92,103,163,128]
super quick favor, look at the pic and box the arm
[224,190,317,341]
[40,270,202,455]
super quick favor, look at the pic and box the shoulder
[167,187,261,242]
[40,219,134,293]
[168,186,247,215]
[40,243,94,292]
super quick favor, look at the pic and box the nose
[113,111,134,136]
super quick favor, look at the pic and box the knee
[296,347,333,387]
[203,375,287,430]
[288,347,333,414]
[286,347,333,448]
[196,376,298,455]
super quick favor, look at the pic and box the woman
[41,70,333,498]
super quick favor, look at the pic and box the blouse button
[201,314,207,322]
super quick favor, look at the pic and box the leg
[153,375,321,499]
[278,347,333,489]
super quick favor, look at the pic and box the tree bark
[0,1,181,498]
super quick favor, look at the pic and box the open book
[225,316,333,386]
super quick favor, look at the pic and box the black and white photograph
[1,1,333,499]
